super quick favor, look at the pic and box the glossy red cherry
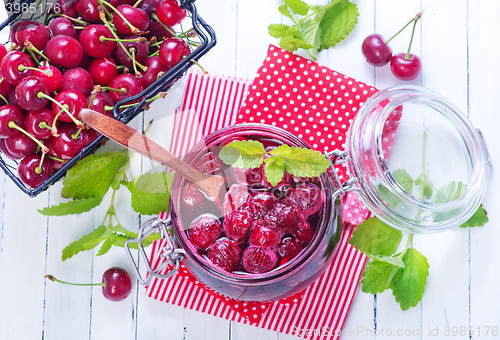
[113,5,149,35]
[188,215,222,250]
[277,237,303,259]
[224,209,253,241]
[61,67,94,97]
[0,104,24,138]
[76,0,102,23]
[159,38,191,70]
[79,25,116,58]
[88,57,118,86]
[242,246,278,274]
[5,133,38,159]
[47,17,77,39]
[287,183,322,217]
[273,201,300,232]
[182,183,204,208]
[361,34,392,66]
[35,64,63,93]
[15,76,49,111]
[156,0,187,26]
[10,20,50,50]
[108,73,145,103]
[18,153,53,188]
[208,239,242,272]
[45,35,83,68]
[0,138,17,160]
[25,109,58,140]
[115,37,149,69]
[1,51,34,86]
[249,224,280,247]
[101,267,133,301]
[140,56,168,88]
[249,192,276,220]
[87,92,114,116]
[390,53,422,81]
[52,89,87,123]
[51,124,89,159]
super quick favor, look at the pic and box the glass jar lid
[346,86,490,233]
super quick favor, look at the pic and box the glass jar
[346,86,491,233]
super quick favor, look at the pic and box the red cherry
[5,133,38,159]
[208,239,242,272]
[35,64,63,93]
[87,92,114,116]
[113,5,149,35]
[0,104,24,138]
[1,51,34,86]
[115,36,149,69]
[76,0,102,23]
[61,67,94,97]
[45,36,83,68]
[25,109,58,140]
[361,34,392,66]
[79,25,116,58]
[287,183,322,217]
[10,20,50,50]
[188,215,222,250]
[159,38,191,70]
[0,138,18,160]
[242,246,278,274]
[47,17,77,39]
[156,0,187,26]
[140,56,168,88]
[249,192,276,220]
[224,209,253,241]
[277,237,303,259]
[182,183,204,208]
[101,267,132,302]
[390,53,422,81]
[52,89,87,123]
[49,0,79,17]
[273,201,300,232]
[18,153,53,188]
[88,57,118,86]
[51,124,89,159]
[139,0,162,15]
[108,73,144,103]
[15,76,49,112]
[249,224,280,247]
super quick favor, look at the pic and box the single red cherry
[249,192,276,220]
[51,123,89,159]
[35,64,63,93]
[287,183,323,217]
[108,73,145,103]
[0,104,24,138]
[113,5,149,35]
[15,76,49,111]
[52,89,87,123]
[10,20,50,51]
[61,67,94,97]
[140,56,168,88]
[188,215,222,250]
[88,57,118,86]
[115,36,149,69]
[159,38,191,70]
[208,239,242,272]
[18,153,53,188]
[224,208,253,241]
[45,267,132,302]
[1,51,34,86]
[47,17,77,39]
[25,109,58,140]
[5,133,38,159]
[76,0,102,23]
[390,53,422,81]
[277,237,303,259]
[87,92,114,116]
[182,183,204,208]
[242,246,278,274]
[361,34,392,66]
[45,35,83,68]
[79,25,116,58]
[156,0,187,26]
[273,201,300,233]
[249,224,280,247]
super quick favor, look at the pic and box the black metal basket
[0,0,216,197]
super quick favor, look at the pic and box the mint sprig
[219,140,330,186]
[269,0,359,60]
[350,205,488,311]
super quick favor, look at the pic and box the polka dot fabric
[236,45,379,181]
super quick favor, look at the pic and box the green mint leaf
[459,204,488,228]
[113,224,137,237]
[61,151,128,200]
[319,1,358,50]
[127,172,173,215]
[278,4,293,18]
[284,0,310,15]
[372,255,405,268]
[349,217,403,256]
[113,233,138,249]
[302,16,323,60]
[61,225,107,261]
[264,156,286,186]
[268,23,298,38]
[219,140,266,169]
[268,24,313,53]
[390,247,430,311]
[415,173,433,199]
[392,169,413,193]
[279,35,313,52]
[97,237,114,256]
[361,261,399,294]
[38,196,103,216]
[434,181,466,203]
[270,144,330,178]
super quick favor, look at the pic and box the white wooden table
[1,0,499,339]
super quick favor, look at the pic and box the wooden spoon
[79,109,227,204]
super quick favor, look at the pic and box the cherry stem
[385,12,422,45]
[118,92,165,109]
[35,152,47,174]
[39,121,51,130]
[74,26,86,30]
[38,92,84,128]
[8,121,49,154]
[100,36,147,43]
[52,14,88,26]
[88,93,96,109]
[71,127,83,140]
[26,47,42,66]
[18,65,50,75]
[104,105,114,111]
[99,0,141,35]
[45,275,106,287]
[101,86,127,93]
[98,6,148,72]
[151,13,197,44]
[0,93,9,105]
[46,155,66,164]
[51,108,64,136]
[189,58,208,74]
[25,41,51,63]
[130,47,140,77]
[405,14,421,60]
[133,0,143,7]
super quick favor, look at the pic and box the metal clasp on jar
[324,150,362,199]
[125,217,186,285]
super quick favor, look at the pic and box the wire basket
[0,0,216,197]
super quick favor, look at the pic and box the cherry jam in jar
[169,124,342,301]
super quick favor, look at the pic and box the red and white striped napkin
[146,45,379,339]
